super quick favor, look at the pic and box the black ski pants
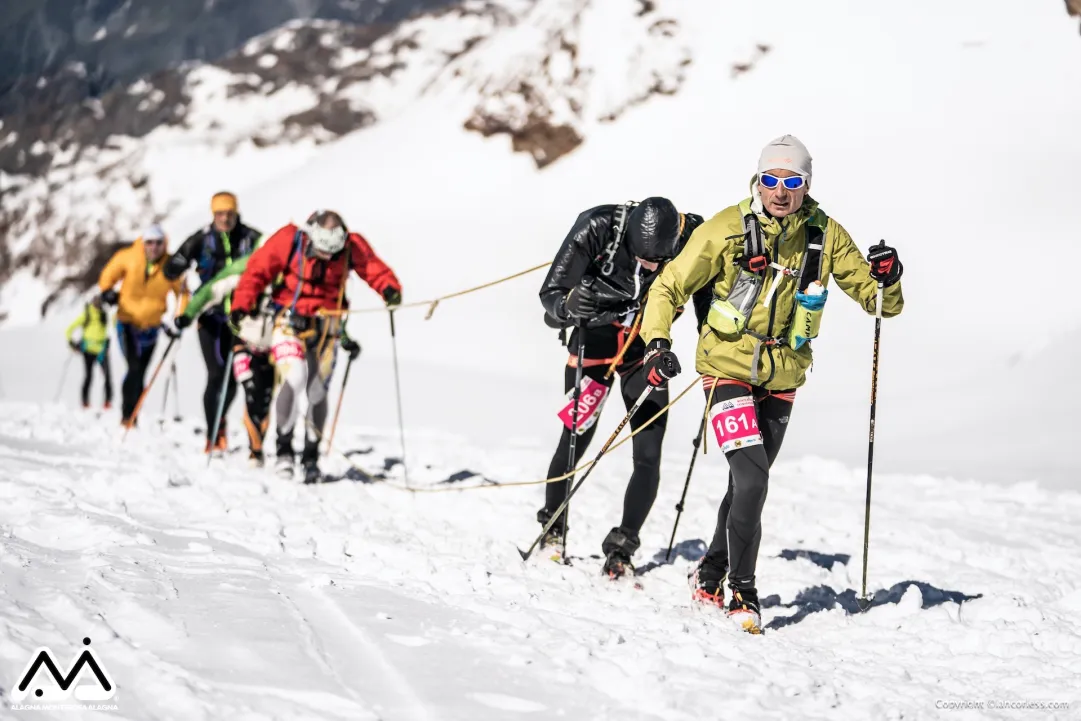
[543,349,669,538]
[198,315,238,440]
[116,323,158,422]
[81,347,113,407]
[702,381,794,591]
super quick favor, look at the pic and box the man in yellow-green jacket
[639,135,904,633]
[65,295,113,409]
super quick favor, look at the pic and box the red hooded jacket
[232,223,400,317]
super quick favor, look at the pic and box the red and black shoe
[690,560,726,608]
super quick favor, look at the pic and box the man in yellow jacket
[98,224,189,426]
[639,135,905,633]
[65,295,113,409]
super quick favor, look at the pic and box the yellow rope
[309,375,702,493]
[317,262,552,320]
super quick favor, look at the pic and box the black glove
[69,340,81,353]
[867,241,903,287]
[340,336,361,360]
[100,289,119,306]
[230,308,252,327]
[642,338,681,388]
[383,287,402,307]
[175,314,193,330]
[563,279,600,323]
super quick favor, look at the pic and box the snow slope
[2,402,1080,720]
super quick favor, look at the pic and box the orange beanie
[211,192,238,214]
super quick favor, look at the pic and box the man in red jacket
[231,210,402,482]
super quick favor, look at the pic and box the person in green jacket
[65,296,114,409]
[638,135,905,633]
[176,255,360,464]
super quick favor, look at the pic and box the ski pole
[665,414,707,562]
[159,358,173,425]
[53,352,75,403]
[858,282,885,608]
[207,345,236,466]
[326,354,355,454]
[388,309,410,487]
[519,385,654,562]
[123,336,177,441]
[170,362,182,422]
[557,325,587,559]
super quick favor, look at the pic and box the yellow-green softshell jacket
[641,197,904,390]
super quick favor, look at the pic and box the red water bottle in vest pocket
[558,377,609,434]
[710,396,764,453]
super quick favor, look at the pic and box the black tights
[81,350,113,406]
[199,318,238,440]
[703,383,794,590]
[543,361,669,535]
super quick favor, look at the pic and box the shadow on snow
[763,581,983,630]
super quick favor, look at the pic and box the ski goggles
[759,173,807,191]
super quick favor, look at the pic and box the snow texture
[1,400,1079,720]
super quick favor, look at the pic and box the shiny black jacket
[540,204,708,329]
[163,220,262,287]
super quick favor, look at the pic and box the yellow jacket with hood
[641,194,903,390]
[98,237,189,329]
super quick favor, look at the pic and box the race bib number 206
[558,378,609,435]
[710,395,763,453]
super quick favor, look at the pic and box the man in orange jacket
[98,224,189,426]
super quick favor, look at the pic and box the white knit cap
[757,135,812,178]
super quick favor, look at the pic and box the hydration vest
[707,201,829,384]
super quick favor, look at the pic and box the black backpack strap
[740,212,769,273]
[796,212,828,292]
[596,201,636,276]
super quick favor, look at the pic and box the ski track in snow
[1,402,1080,720]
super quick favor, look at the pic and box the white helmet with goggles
[304,210,347,255]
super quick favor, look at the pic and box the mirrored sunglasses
[759,173,806,190]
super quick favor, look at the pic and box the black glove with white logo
[867,241,903,287]
[642,338,681,388]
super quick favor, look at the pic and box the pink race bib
[232,352,253,383]
[710,395,763,453]
[271,336,304,364]
[558,378,609,435]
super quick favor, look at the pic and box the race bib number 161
[710,395,763,453]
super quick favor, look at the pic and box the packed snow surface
[1,401,1080,719]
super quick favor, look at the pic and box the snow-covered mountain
[0,0,693,318]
